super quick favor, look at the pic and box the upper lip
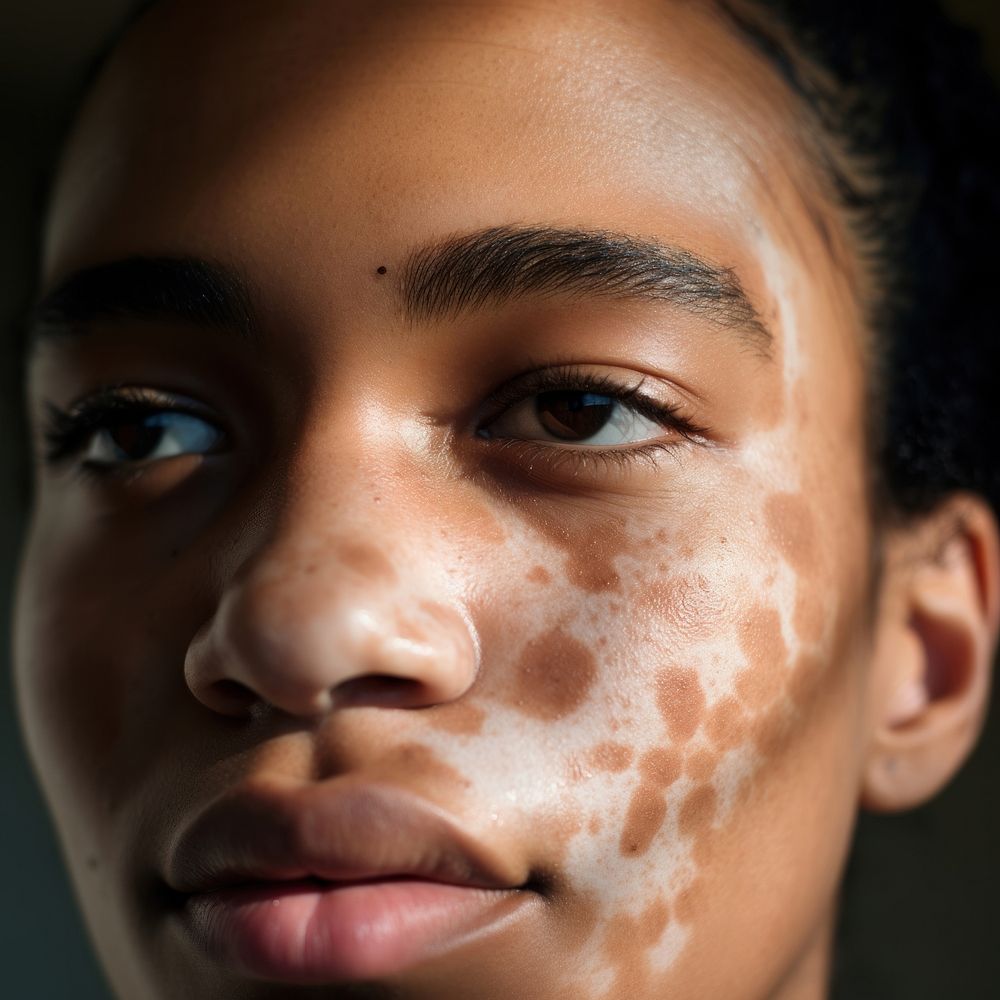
[164,779,524,896]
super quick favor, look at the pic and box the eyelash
[41,386,222,476]
[477,364,708,463]
[39,368,707,481]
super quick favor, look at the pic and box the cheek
[12,520,208,833]
[431,491,863,994]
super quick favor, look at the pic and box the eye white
[85,412,221,465]
[488,394,665,446]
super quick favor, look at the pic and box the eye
[42,387,226,471]
[482,389,665,447]
[476,366,705,455]
[83,410,222,466]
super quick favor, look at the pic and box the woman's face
[14,1,878,997]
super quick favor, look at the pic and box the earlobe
[861,495,1000,813]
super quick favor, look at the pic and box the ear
[862,493,1000,813]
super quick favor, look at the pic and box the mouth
[163,780,536,984]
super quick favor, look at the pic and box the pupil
[109,417,164,460]
[535,391,614,441]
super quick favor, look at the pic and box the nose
[184,533,480,719]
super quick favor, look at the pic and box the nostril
[209,678,259,715]
[331,674,428,708]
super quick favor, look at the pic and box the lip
[164,780,533,983]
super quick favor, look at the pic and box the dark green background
[2,2,998,997]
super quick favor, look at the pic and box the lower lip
[179,878,526,983]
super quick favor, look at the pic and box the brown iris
[107,417,166,461]
[535,391,615,441]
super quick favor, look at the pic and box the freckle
[735,606,787,707]
[338,541,398,583]
[638,747,681,788]
[678,785,716,837]
[588,814,602,834]
[504,628,597,720]
[430,700,486,735]
[526,565,551,585]
[705,696,747,748]
[655,665,706,742]
[765,492,817,575]
[619,786,667,857]
[586,741,634,773]
[684,747,717,781]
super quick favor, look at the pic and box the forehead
[45,0,852,301]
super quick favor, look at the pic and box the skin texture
[12,1,1000,998]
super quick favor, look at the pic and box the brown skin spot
[429,700,486,735]
[638,747,682,788]
[679,785,717,838]
[588,814,602,835]
[655,665,707,742]
[735,605,787,707]
[372,742,471,796]
[764,492,818,576]
[600,896,672,999]
[527,565,552,585]
[523,505,630,593]
[705,696,747,749]
[619,785,668,857]
[337,541,398,583]
[503,628,597,720]
[684,746,717,781]
[753,700,796,760]
[586,741,634,773]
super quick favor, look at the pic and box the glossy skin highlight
[13,1,1000,999]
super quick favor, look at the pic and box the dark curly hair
[717,0,1000,523]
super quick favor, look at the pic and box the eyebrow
[29,225,772,357]
[28,256,260,349]
[402,225,773,356]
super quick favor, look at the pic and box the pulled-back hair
[719,0,1000,521]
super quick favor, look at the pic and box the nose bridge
[184,462,479,718]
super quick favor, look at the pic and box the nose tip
[184,553,480,719]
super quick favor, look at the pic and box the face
[14,1,878,997]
